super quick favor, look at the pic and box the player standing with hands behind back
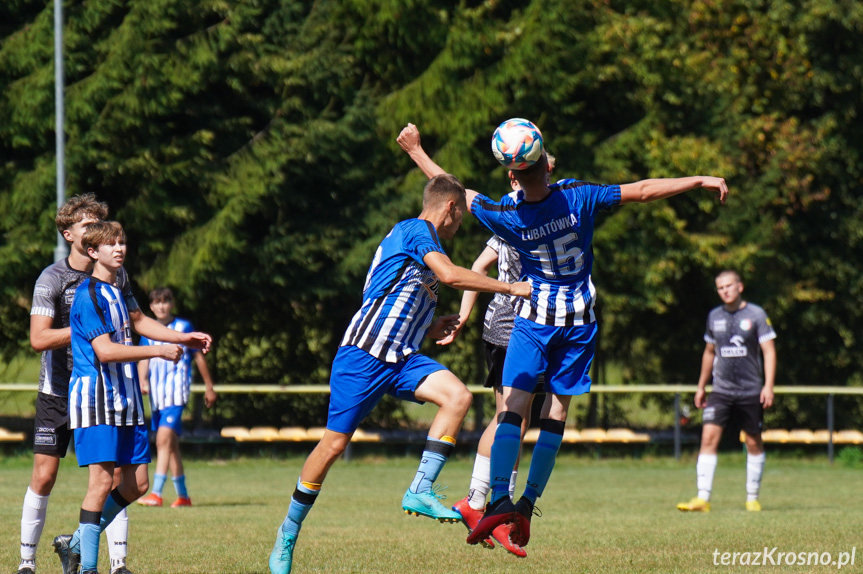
[677,269,776,513]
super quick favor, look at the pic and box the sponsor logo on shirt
[713,319,727,332]
[740,318,752,331]
[420,275,439,302]
[720,335,748,357]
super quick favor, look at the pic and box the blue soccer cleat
[402,485,462,523]
[269,527,297,574]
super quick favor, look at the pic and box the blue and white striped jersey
[140,317,196,410]
[30,260,138,398]
[341,218,446,363]
[68,277,145,429]
[472,179,620,327]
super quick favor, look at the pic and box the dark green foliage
[1,0,863,429]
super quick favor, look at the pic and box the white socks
[746,452,766,501]
[20,487,49,563]
[696,453,718,501]
[467,455,491,510]
[105,507,129,563]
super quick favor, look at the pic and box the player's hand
[140,381,150,395]
[694,388,707,409]
[397,123,421,154]
[701,176,728,205]
[427,314,460,341]
[204,388,218,408]
[510,281,531,299]
[160,345,183,363]
[435,314,466,346]
[760,386,774,409]
[183,332,212,353]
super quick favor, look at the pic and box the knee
[451,386,473,414]
[31,466,58,494]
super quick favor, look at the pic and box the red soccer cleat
[491,522,527,557]
[137,493,163,507]
[452,497,494,549]
[465,497,516,546]
[511,496,539,547]
[171,496,192,508]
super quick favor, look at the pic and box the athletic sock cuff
[110,489,132,508]
[79,509,102,525]
[498,411,523,427]
[424,437,455,458]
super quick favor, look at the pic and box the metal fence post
[674,393,681,461]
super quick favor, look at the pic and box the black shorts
[702,392,763,436]
[482,341,545,393]
[33,393,73,457]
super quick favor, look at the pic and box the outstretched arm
[92,333,182,364]
[423,251,530,298]
[437,245,499,345]
[129,309,212,352]
[619,176,728,205]
[397,123,446,178]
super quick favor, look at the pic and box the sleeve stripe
[759,333,777,344]
[31,307,55,317]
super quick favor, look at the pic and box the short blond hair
[82,221,126,255]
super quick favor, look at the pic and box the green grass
[1,453,861,573]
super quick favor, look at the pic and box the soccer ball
[491,118,544,170]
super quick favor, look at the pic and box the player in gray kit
[677,269,777,512]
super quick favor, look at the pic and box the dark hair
[56,193,109,233]
[512,152,549,188]
[82,221,125,254]
[422,174,466,209]
[149,286,174,304]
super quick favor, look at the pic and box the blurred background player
[268,173,530,574]
[137,287,217,508]
[53,221,211,574]
[677,269,777,512]
[16,194,137,574]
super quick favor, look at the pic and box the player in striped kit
[397,120,728,549]
[136,287,217,508]
[268,173,531,574]
[52,221,211,574]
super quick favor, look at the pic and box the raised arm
[619,176,728,205]
[423,251,529,298]
[397,123,447,179]
[129,308,212,352]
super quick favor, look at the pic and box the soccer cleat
[491,522,527,558]
[466,496,516,546]
[402,485,462,523]
[677,497,711,512]
[511,496,538,547]
[81,571,101,574]
[268,527,297,574]
[745,500,762,512]
[110,566,134,574]
[171,496,192,508]
[53,534,80,574]
[452,496,494,549]
[137,493,163,507]
[16,567,36,574]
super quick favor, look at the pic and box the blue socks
[281,479,320,538]
[172,475,188,499]
[409,436,455,494]
[522,419,565,503]
[152,473,167,496]
[490,412,523,503]
[77,509,101,572]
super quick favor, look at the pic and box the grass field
[1,452,861,573]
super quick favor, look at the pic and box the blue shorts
[151,405,185,436]
[326,345,447,434]
[74,424,151,467]
[503,317,597,396]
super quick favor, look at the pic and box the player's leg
[740,397,766,511]
[78,461,116,574]
[104,466,130,574]
[19,394,71,573]
[104,424,149,574]
[403,363,471,522]
[271,346,383,574]
[679,392,730,512]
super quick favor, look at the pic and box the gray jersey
[482,235,522,347]
[30,259,139,398]
[704,303,776,397]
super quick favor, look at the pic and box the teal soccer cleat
[269,528,297,574]
[402,485,463,523]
